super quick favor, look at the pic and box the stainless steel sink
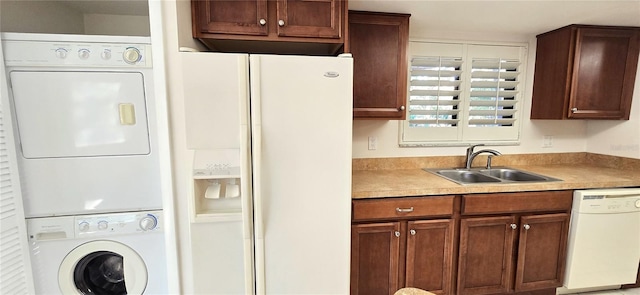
[437,170,502,184]
[425,167,562,185]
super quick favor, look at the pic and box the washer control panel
[75,211,162,237]
[26,210,163,241]
[2,40,151,67]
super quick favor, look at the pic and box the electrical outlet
[368,136,378,150]
[543,135,554,148]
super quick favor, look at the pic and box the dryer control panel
[2,40,151,67]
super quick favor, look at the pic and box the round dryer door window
[59,241,148,294]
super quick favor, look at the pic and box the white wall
[353,34,589,159]
[0,1,84,34]
[84,14,150,36]
[585,59,640,159]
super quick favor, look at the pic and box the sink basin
[437,170,502,184]
[479,168,550,182]
[425,167,561,185]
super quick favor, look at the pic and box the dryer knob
[635,199,640,208]
[139,215,158,231]
[98,220,109,230]
[123,47,141,64]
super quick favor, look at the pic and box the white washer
[27,210,168,294]
[1,33,163,217]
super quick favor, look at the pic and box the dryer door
[59,241,148,294]
[9,71,150,159]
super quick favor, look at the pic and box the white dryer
[27,210,168,294]
[1,33,163,217]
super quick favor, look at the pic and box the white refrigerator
[182,52,353,294]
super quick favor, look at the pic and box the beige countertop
[352,153,640,199]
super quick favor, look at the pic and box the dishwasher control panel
[573,188,640,213]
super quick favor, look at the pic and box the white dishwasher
[560,188,640,293]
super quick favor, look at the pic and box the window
[400,41,527,146]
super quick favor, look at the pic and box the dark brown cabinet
[351,196,455,295]
[348,11,410,119]
[457,191,572,295]
[191,0,346,54]
[531,25,640,120]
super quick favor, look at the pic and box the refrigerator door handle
[238,54,257,295]
[249,55,266,295]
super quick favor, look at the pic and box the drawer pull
[410,229,416,236]
[523,224,531,230]
[510,223,517,230]
[396,207,414,213]
[394,231,400,237]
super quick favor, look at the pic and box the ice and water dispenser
[191,149,245,222]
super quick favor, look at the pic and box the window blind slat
[468,109,517,116]
[471,71,520,79]
[412,69,462,78]
[469,90,518,97]
[411,80,462,87]
[411,90,462,97]
[409,100,460,106]
[469,100,517,107]
[409,119,459,125]
[411,109,461,116]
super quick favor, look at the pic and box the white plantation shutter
[401,42,526,145]
[0,45,35,294]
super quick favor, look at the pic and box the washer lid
[59,241,148,295]
[10,71,150,159]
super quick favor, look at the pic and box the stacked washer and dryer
[2,33,169,294]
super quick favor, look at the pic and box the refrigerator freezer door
[251,54,353,294]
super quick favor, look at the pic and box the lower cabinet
[457,213,570,295]
[351,196,456,295]
[351,191,573,295]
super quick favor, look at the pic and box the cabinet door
[405,220,455,295]
[351,222,401,295]
[569,27,639,119]
[276,0,342,38]
[457,216,517,295]
[349,12,409,119]
[193,0,268,36]
[514,213,570,291]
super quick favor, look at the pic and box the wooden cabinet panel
[531,25,640,120]
[276,0,342,38]
[514,213,570,291]
[462,191,573,215]
[457,216,517,295]
[351,222,401,295]
[352,196,455,221]
[348,11,410,119]
[192,0,346,54]
[405,220,455,295]
[192,0,268,36]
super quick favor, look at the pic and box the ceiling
[349,0,640,39]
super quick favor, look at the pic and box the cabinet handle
[510,223,517,230]
[523,224,531,230]
[396,207,414,213]
[399,105,406,111]
[259,19,266,26]
[278,20,285,26]
[394,231,400,237]
[571,107,578,113]
[410,229,416,236]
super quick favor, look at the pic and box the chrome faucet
[464,144,502,169]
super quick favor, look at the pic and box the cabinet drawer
[352,196,455,221]
[462,190,573,215]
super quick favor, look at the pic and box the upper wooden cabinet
[530,25,640,120]
[191,0,346,55]
[348,11,410,120]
